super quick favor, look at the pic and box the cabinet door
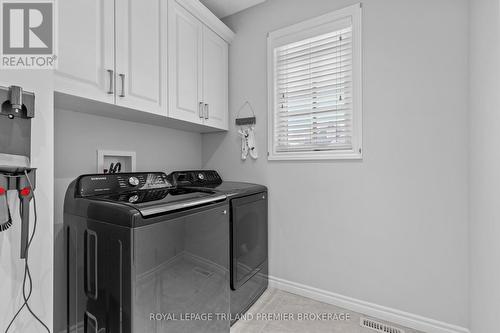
[202,26,229,130]
[115,0,166,115]
[55,0,114,104]
[168,1,204,124]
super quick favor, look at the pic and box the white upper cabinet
[168,0,231,130]
[56,0,234,132]
[115,0,166,115]
[55,0,115,104]
[202,26,229,130]
[168,1,204,124]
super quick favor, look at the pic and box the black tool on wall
[0,86,34,157]
[0,85,50,333]
[0,86,36,258]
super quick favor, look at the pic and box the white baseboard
[269,276,470,333]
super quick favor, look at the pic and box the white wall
[0,72,54,332]
[54,108,203,179]
[469,1,500,332]
[53,108,203,332]
[202,0,469,330]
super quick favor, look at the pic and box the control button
[128,177,140,186]
[198,173,205,180]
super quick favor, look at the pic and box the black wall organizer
[0,86,35,158]
[0,85,36,259]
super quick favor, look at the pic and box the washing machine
[167,170,269,324]
[63,172,230,333]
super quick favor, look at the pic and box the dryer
[168,170,269,324]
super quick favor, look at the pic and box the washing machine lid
[74,172,226,217]
[92,188,226,217]
[167,170,268,198]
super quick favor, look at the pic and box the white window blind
[275,27,353,152]
[268,4,362,160]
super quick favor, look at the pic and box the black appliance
[168,170,268,324]
[64,172,230,333]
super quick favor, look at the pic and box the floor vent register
[360,317,405,333]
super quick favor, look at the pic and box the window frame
[267,3,363,160]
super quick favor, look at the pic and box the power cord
[3,170,50,333]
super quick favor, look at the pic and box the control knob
[128,176,140,186]
[128,194,139,203]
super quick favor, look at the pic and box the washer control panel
[77,172,172,197]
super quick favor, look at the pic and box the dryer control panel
[77,172,172,197]
[167,170,222,187]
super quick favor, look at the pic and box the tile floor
[231,288,424,333]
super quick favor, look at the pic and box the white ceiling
[200,0,267,18]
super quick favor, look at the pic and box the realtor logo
[1,1,57,69]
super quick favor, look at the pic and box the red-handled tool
[17,175,34,259]
[0,169,36,258]
[0,181,12,232]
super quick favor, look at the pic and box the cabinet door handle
[199,102,204,119]
[204,103,209,120]
[107,69,114,94]
[119,74,125,97]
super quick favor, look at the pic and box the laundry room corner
[0,70,54,332]
[52,108,204,333]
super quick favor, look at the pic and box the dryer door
[231,192,268,290]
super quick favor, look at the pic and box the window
[267,4,362,160]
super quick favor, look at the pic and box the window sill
[268,150,363,161]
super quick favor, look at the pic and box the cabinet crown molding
[176,0,236,43]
